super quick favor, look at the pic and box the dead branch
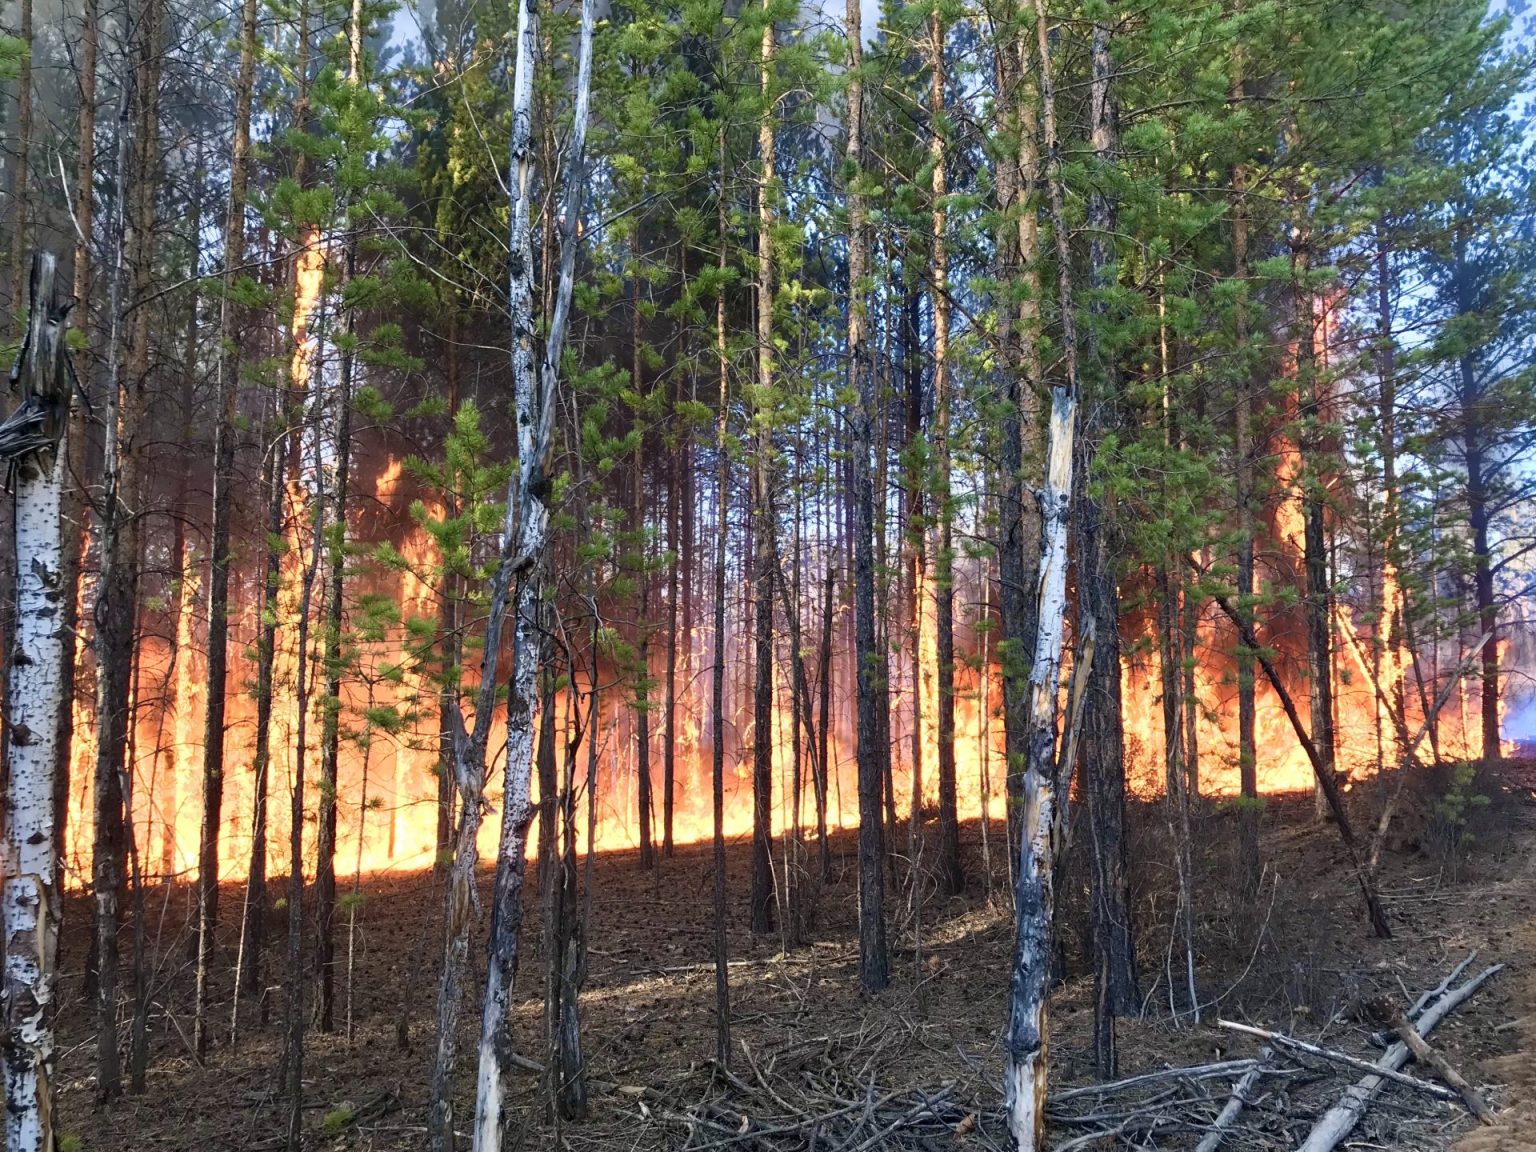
[1296,964,1503,1152]
[1365,997,1495,1125]
[1050,1060,1259,1104]
[1217,1020,1458,1101]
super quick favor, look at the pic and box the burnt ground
[49,765,1536,1151]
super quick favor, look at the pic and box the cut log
[1296,964,1502,1152]
[1366,998,1494,1124]
[1217,1020,1457,1100]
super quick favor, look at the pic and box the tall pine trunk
[55,0,98,868]
[1231,129,1260,901]
[928,0,960,897]
[709,128,734,1064]
[94,0,161,1092]
[749,9,778,936]
[193,0,259,1053]
[846,0,888,994]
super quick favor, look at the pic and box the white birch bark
[464,0,596,1144]
[2,252,70,1152]
[1004,6,1080,1148]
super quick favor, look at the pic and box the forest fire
[49,473,1494,888]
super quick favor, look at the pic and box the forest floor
[49,764,1536,1151]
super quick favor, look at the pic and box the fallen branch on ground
[1297,963,1503,1152]
[1365,997,1495,1125]
[1217,1020,1459,1101]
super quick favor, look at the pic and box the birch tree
[423,0,596,1142]
[1004,3,1080,1144]
[1,252,70,1152]
[469,0,594,1133]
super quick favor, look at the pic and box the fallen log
[1296,963,1503,1152]
[1366,998,1495,1125]
[1217,1020,1458,1101]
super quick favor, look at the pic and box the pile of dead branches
[634,1024,1006,1151]
[616,953,1500,1152]
[1046,952,1502,1152]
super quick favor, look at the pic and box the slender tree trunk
[94,0,161,1092]
[632,291,655,870]
[709,127,734,1065]
[663,412,680,858]
[234,434,283,1011]
[2,252,70,1152]
[314,273,355,1036]
[312,0,366,1038]
[814,553,833,877]
[993,18,1042,864]
[1231,130,1260,900]
[8,0,32,320]
[1451,238,1501,762]
[280,11,318,1143]
[846,0,888,994]
[1005,6,1080,1144]
[928,1,960,897]
[1076,7,1138,1056]
[193,0,257,1052]
[1292,214,1337,820]
[468,1,593,1142]
[750,9,778,935]
[55,0,99,868]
